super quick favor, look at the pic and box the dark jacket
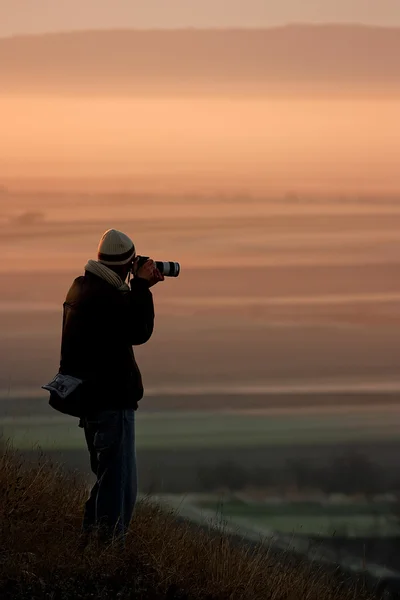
[59,270,154,414]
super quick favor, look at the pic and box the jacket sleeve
[126,276,155,345]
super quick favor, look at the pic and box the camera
[135,255,180,278]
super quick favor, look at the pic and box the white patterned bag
[42,373,83,417]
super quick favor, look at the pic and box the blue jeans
[80,408,137,546]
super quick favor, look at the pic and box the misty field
[2,408,400,451]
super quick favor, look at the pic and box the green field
[1,409,400,451]
[196,498,399,537]
[223,515,393,537]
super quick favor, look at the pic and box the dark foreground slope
[0,444,374,600]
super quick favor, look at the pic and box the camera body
[135,255,180,278]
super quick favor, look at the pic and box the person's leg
[121,408,138,542]
[79,409,137,548]
[81,418,100,534]
[77,417,101,550]
[88,409,124,544]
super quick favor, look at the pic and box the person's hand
[136,259,165,287]
[148,266,165,287]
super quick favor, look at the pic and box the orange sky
[1,96,399,194]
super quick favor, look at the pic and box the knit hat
[97,229,135,266]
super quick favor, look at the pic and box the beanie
[97,229,135,266]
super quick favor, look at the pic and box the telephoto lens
[136,256,180,277]
[155,261,180,277]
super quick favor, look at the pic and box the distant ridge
[1,25,399,95]
[2,22,400,39]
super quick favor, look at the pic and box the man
[59,228,164,548]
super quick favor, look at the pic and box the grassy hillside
[0,442,374,600]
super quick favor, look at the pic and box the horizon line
[2,21,400,40]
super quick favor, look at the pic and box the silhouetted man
[59,228,164,548]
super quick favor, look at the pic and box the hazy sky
[2,0,400,36]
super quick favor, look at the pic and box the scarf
[85,260,130,292]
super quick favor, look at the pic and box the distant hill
[1,25,400,95]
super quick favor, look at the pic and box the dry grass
[0,442,375,600]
